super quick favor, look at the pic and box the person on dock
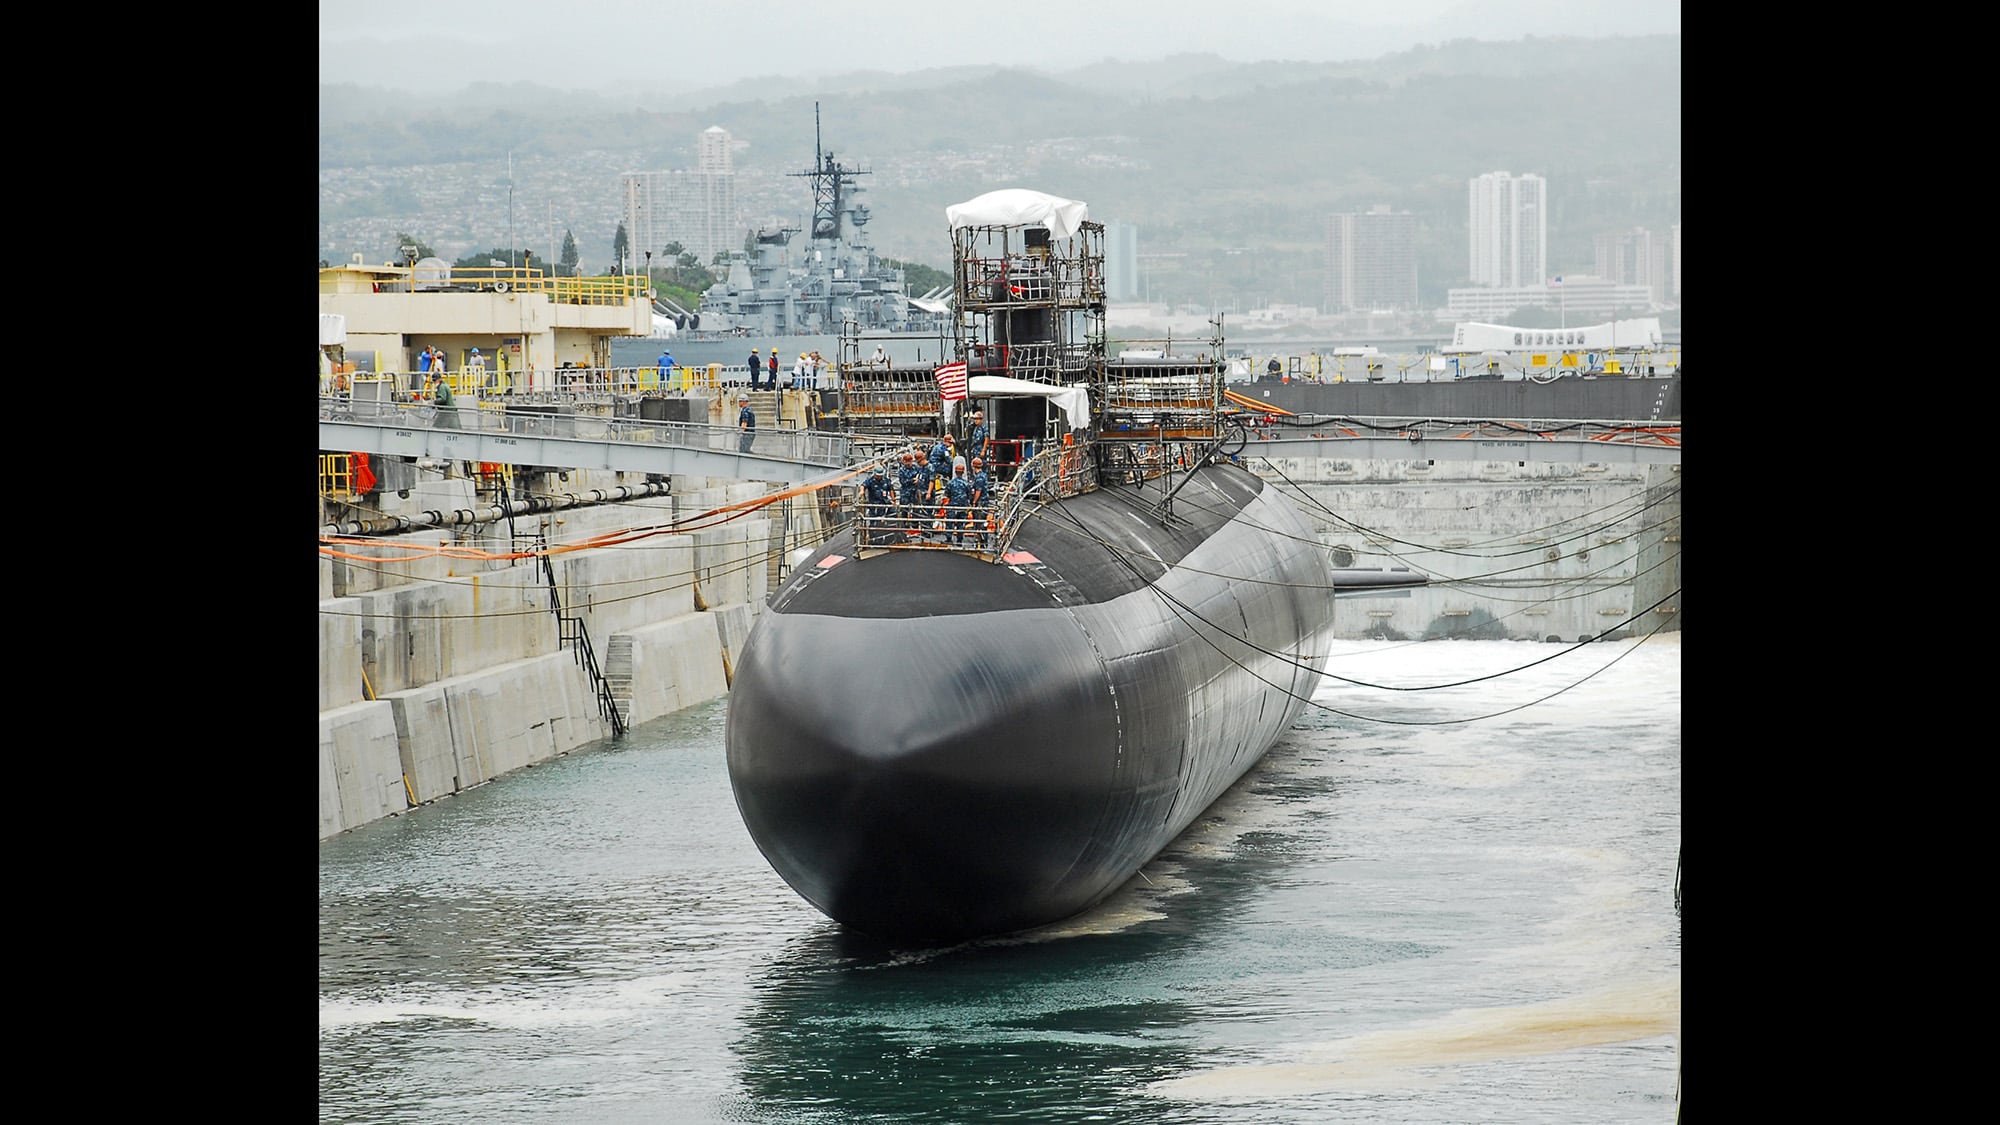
[767,351,779,389]
[747,347,762,389]
[872,343,888,370]
[737,394,757,453]
[430,371,458,429]
[657,348,675,388]
[470,348,489,390]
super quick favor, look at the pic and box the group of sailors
[744,349,836,390]
[858,414,997,547]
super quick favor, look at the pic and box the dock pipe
[320,482,671,538]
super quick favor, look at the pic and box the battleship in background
[724,188,1424,943]
[669,108,950,342]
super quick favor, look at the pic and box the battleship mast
[791,101,868,245]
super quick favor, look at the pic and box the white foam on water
[1146,976,1680,1101]
[318,970,711,1033]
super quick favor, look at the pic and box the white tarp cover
[945,375,1091,432]
[945,190,1088,240]
[319,313,347,346]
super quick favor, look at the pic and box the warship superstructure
[690,109,948,339]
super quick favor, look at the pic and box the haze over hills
[318,0,1680,95]
[318,34,1680,318]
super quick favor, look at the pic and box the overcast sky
[320,0,1680,92]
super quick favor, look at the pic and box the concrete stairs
[742,389,780,427]
[602,633,634,726]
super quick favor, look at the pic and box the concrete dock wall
[321,454,1679,839]
[319,471,805,840]
[1255,456,1681,642]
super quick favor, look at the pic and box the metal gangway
[318,393,853,484]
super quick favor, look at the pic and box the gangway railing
[318,395,854,469]
[852,440,1099,560]
[331,364,730,400]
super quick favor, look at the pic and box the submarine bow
[725,467,1335,941]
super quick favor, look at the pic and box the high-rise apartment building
[1593,226,1669,308]
[697,126,732,177]
[621,126,740,269]
[1671,224,1680,301]
[1468,172,1546,289]
[1103,222,1139,302]
[1324,205,1419,312]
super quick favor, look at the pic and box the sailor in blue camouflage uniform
[896,451,926,538]
[927,433,954,492]
[942,457,975,545]
[966,410,989,466]
[968,456,993,548]
[861,462,895,546]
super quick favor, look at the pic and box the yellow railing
[319,453,356,498]
[1251,347,1684,382]
[365,264,651,306]
[669,364,720,391]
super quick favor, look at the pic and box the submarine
[725,189,1423,942]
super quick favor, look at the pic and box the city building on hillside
[1323,205,1419,312]
[621,126,740,267]
[1468,171,1546,289]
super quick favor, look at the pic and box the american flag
[934,360,968,402]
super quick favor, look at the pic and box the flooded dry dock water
[319,635,1681,1124]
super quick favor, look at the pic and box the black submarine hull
[724,463,1335,941]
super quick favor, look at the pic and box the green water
[319,637,1680,1123]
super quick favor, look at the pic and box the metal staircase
[536,540,628,738]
